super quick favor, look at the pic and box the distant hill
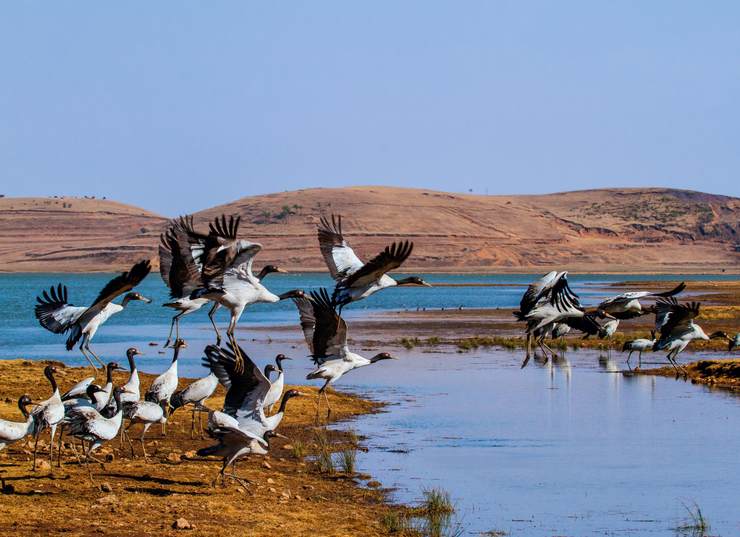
[1,187,738,273]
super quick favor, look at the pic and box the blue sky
[1,2,738,215]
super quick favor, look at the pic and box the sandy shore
[0,360,409,537]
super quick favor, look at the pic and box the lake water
[1,272,738,535]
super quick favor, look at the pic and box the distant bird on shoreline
[34,260,152,370]
[317,214,430,311]
[293,288,395,419]
[710,331,739,352]
[622,331,656,369]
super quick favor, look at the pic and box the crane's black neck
[18,397,30,418]
[121,295,133,307]
[275,355,287,372]
[106,364,115,384]
[126,350,137,372]
[112,390,123,415]
[44,367,57,393]
[172,346,182,363]
[263,365,273,379]
[278,392,296,414]
[86,384,100,402]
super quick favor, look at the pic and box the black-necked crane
[622,331,656,369]
[710,331,739,352]
[145,339,186,435]
[186,215,301,370]
[653,298,710,372]
[202,343,302,438]
[159,218,218,347]
[197,428,280,488]
[121,400,166,461]
[64,387,125,480]
[119,348,143,405]
[170,366,219,438]
[515,272,615,368]
[293,288,395,420]
[597,282,686,320]
[96,361,124,410]
[34,260,152,370]
[30,365,64,470]
[0,395,34,451]
[264,354,290,412]
[317,214,430,310]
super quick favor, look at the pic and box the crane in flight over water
[34,260,152,370]
[317,214,430,311]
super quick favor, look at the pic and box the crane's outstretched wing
[34,284,86,334]
[340,241,413,290]
[515,271,558,319]
[598,282,686,309]
[88,260,151,312]
[654,298,700,349]
[293,288,348,364]
[549,272,582,313]
[202,343,270,421]
[317,214,365,281]
[159,226,202,299]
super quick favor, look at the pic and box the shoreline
[0,360,409,537]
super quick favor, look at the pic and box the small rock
[266,477,274,484]
[262,461,272,470]
[366,480,382,488]
[294,494,303,501]
[172,517,192,530]
[167,452,182,463]
[100,482,113,493]
[34,460,51,472]
[268,487,277,493]
[96,494,119,506]
[236,487,245,494]
[281,491,290,500]
[283,444,294,451]
[302,484,315,490]
[184,450,197,459]
[149,342,158,346]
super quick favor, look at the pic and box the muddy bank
[0,360,409,537]
[634,359,740,391]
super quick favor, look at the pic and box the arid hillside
[1,187,738,273]
[0,197,166,272]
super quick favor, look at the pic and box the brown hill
[1,187,738,273]
[0,197,166,272]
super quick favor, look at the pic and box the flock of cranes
[1,213,737,488]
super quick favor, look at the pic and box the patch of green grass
[314,429,334,474]
[336,448,357,474]
[289,440,306,460]
[380,511,410,534]
[421,487,455,516]
[675,501,710,537]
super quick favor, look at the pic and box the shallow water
[1,272,739,535]
[341,347,740,536]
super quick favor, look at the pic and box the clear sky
[1,2,738,215]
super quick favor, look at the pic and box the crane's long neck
[45,369,57,394]
[127,353,137,374]
[172,346,181,363]
[18,399,30,419]
[121,295,133,307]
[106,365,115,385]
[277,393,293,414]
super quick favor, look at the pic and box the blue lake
[1,271,738,536]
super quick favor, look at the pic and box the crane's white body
[120,367,140,406]
[65,406,123,454]
[146,361,178,405]
[164,296,209,315]
[0,413,34,450]
[264,370,284,411]
[307,351,371,387]
[61,376,95,401]
[176,372,218,408]
[340,274,397,304]
[656,322,709,361]
[124,401,166,427]
[208,410,239,431]
[602,319,620,339]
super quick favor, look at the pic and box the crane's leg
[79,338,99,371]
[164,313,180,348]
[190,406,196,439]
[626,350,633,370]
[208,303,222,346]
[56,426,65,468]
[32,431,40,471]
[319,380,332,419]
[638,350,643,369]
[84,339,106,369]
[124,423,136,458]
[521,333,532,369]
[141,424,151,462]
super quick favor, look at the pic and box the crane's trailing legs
[208,303,221,346]
[79,334,105,370]
[164,311,184,348]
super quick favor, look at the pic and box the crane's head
[370,352,396,363]
[275,354,291,369]
[123,292,152,304]
[18,394,32,409]
[126,347,142,358]
[264,363,278,378]
[397,276,432,287]
[173,339,188,350]
[278,289,305,301]
[258,265,288,280]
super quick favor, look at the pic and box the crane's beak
[139,295,153,304]
[274,432,290,440]
[276,268,288,273]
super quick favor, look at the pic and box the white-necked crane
[169,366,219,438]
[317,214,430,310]
[30,365,64,470]
[187,215,302,370]
[64,387,125,480]
[0,395,35,451]
[515,272,615,367]
[622,331,656,369]
[121,400,166,461]
[145,339,186,435]
[34,260,152,370]
[202,343,301,438]
[264,354,291,413]
[710,331,739,352]
[293,288,395,419]
[653,298,710,372]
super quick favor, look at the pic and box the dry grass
[0,359,394,537]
